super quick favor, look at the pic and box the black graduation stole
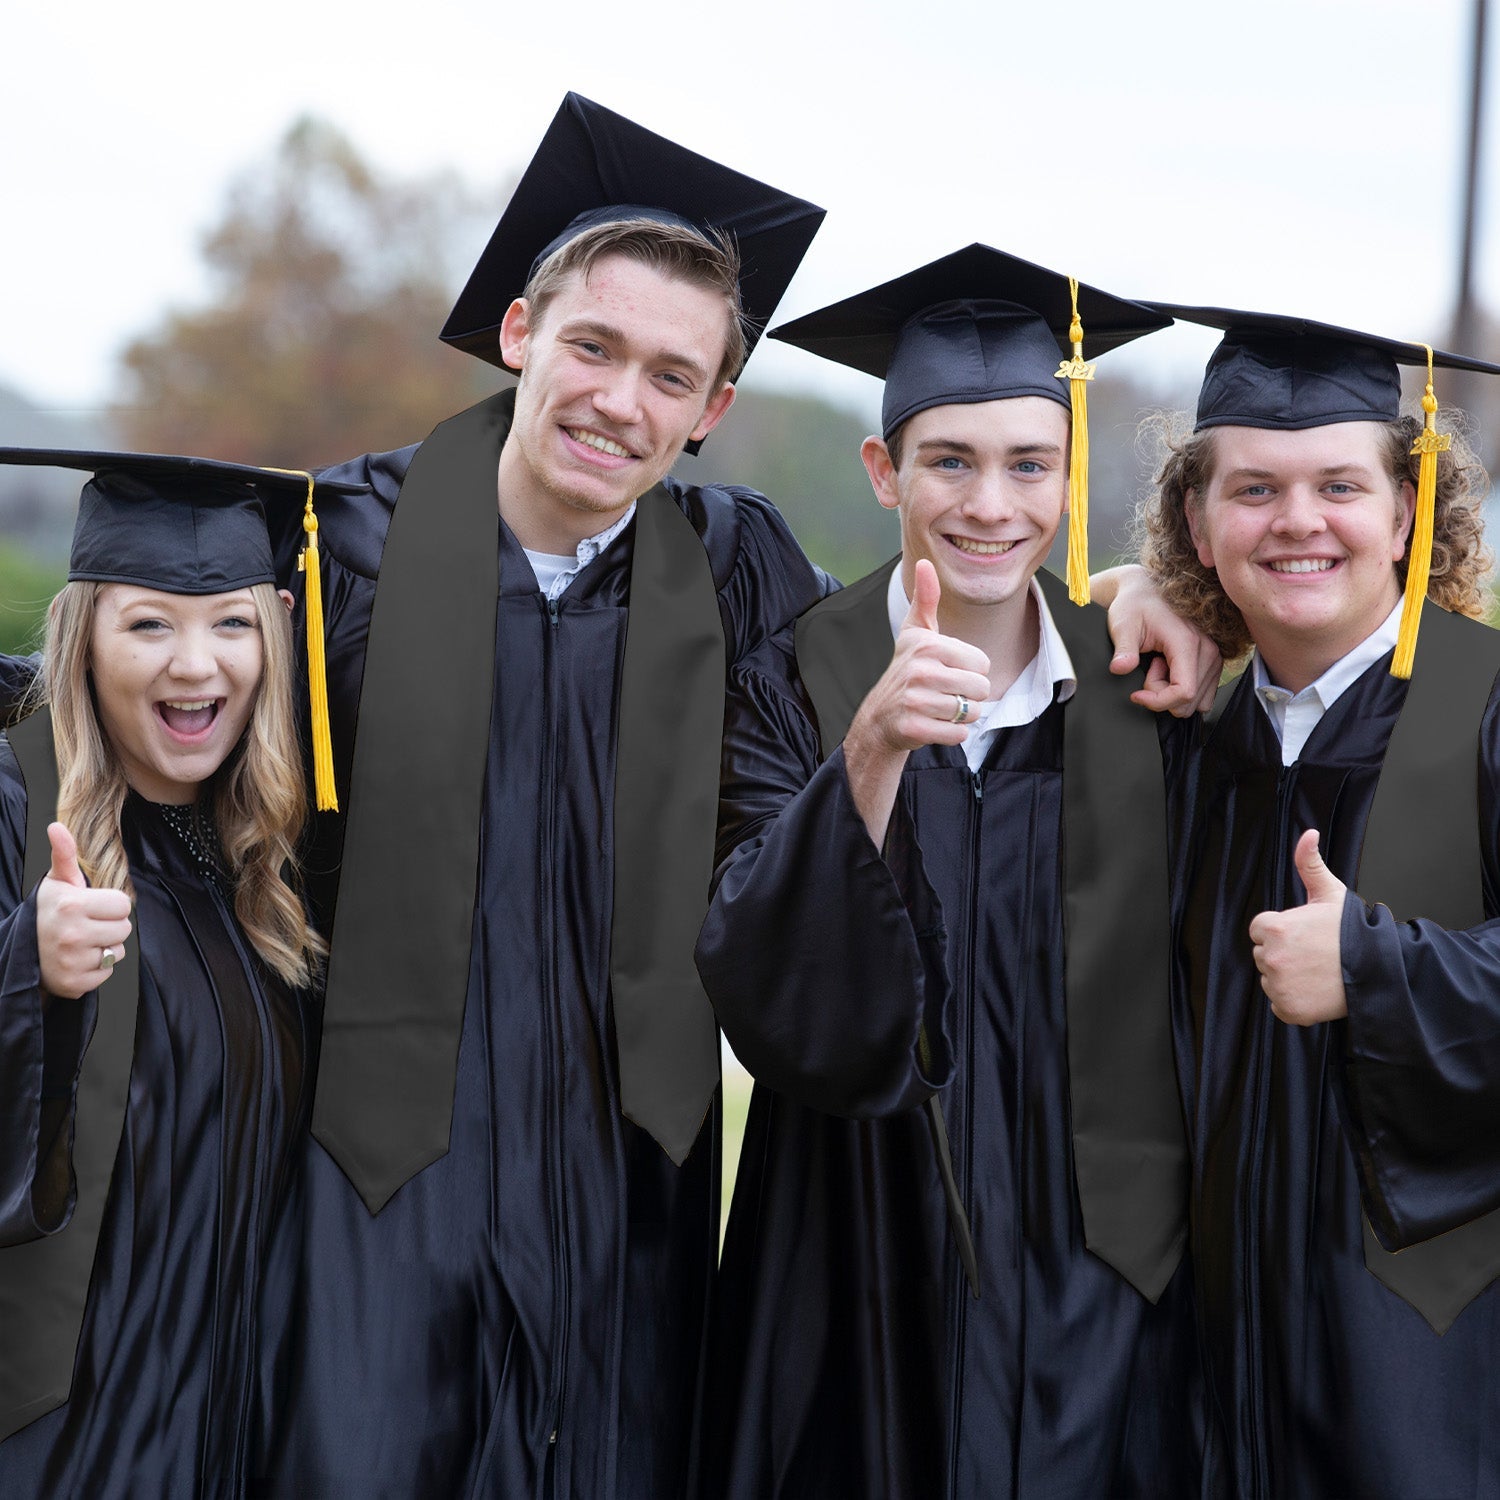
[312,391,725,1214]
[1353,604,1500,1333]
[0,708,141,1441]
[795,561,1187,1302]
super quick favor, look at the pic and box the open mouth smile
[155,698,223,742]
[563,427,635,461]
[948,536,1020,557]
[1264,558,1339,574]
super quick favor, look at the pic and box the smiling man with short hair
[494,220,742,547]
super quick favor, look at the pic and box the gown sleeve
[709,485,834,658]
[1339,679,1500,1249]
[0,742,95,1246]
[273,443,411,720]
[696,639,953,1119]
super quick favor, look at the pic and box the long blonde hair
[40,581,324,988]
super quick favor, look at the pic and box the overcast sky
[3,0,1495,428]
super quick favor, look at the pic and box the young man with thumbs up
[1129,307,1500,1499]
[694,248,1205,1499]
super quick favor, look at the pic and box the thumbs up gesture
[856,560,993,756]
[36,823,133,1000]
[843,560,994,846]
[1247,829,1349,1025]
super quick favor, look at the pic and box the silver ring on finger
[950,694,970,724]
[100,946,117,970]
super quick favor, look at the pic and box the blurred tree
[108,115,1226,589]
[112,117,500,466]
[1083,367,1199,564]
[681,387,899,582]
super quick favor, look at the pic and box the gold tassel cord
[1391,346,1450,680]
[267,468,339,810]
[1056,276,1096,605]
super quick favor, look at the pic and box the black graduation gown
[252,434,826,1499]
[1177,658,1500,1500]
[695,621,1201,1500]
[0,762,312,1499]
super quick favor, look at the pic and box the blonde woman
[0,451,347,1499]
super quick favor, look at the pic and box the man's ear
[1185,489,1214,569]
[689,382,736,444]
[861,436,901,512]
[498,298,533,370]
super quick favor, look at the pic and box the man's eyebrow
[1218,464,1379,484]
[1316,463,1378,480]
[910,438,1065,460]
[912,439,979,458]
[558,318,711,385]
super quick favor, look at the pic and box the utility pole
[1453,0,1490,445]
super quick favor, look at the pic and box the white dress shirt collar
[1251,599,1403,765]
[522,501,638,601]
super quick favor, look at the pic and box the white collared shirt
[522,501,638,601]
[886,566,1078,772]
[1251,600,1403,765]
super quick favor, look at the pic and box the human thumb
[47,822,86,888]
[1294,828,1343,904]
[905,558,942,634]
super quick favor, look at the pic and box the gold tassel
[1055,276,1095,605]
[1391,346,1450,680]
[268,468,339,810]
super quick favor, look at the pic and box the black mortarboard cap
[769,244,1171,439]
[440,93,826,384]
[1147,304,1500,431]
[0,449,361,593]
[0,448,366,808]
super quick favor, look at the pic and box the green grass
[0,545,62,656]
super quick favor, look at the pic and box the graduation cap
[0,447,366,809]
[1148,304,1500,432]
[1151,304,1500,677]
[770,244,1173,604]
[440,92,826,395]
